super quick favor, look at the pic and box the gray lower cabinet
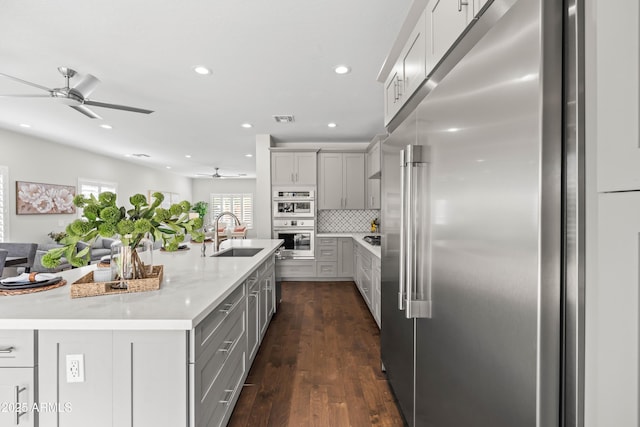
[39,329,188,427]
[0,330,36,427]
[316,237,353,279]
[192,284,246,427]
[247,274,260,362]
[33,257,279,427]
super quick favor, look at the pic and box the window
[0,166,8,242]
[210,193,253,229]
[77,178,117,217]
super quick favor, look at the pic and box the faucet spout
[213,211,241,251]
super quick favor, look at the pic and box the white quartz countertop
[0,239,283,331]
[316,232,381,258]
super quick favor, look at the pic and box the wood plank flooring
[228,281,404,427]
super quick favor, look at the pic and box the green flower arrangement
[190,201,209,243]
[41,191,203,269]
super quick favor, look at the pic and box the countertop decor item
[41,192,203,275]
[190,200,208,243]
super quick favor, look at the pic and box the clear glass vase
[110,239,132,289]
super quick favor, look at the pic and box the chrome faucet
[213,211,241,251]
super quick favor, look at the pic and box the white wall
[1,128,192,244]
[191,177,258,238]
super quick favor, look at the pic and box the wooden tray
[70,265,163,299]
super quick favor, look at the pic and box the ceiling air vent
[273,115,294,123]
[131,153,150,158]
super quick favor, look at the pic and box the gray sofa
[77,237,117,263]
[32,243,72,273]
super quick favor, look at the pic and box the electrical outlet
[66,354,85,383]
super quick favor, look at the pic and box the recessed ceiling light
[193,66,212,75]
[447,127,460,132]
[100,124,112,129]
[165,166,172,169]
[328,122,337,128]
[19,123,31,128]
[334,65,351,75]
[241,123,253,128]
[185,154,192,158]
[245,154,253,158]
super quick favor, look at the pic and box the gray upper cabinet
[384,11,427,125]
[425,0,474,72]
[271,151,317,186]
[318,152,365,210]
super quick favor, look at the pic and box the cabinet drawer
[0,330,35,368]
[0,367,36,427]
[316,246,337,261]
[195,305,245,406]
[317,237,337,247]
[316,261,337,277]
[276,260,316,278]
[194,285,245,361]
[196,338,246,427]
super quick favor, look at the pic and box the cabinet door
[337,238,354,278]
[294,152,317,185]
[367,142,381,179]
[318,153,344,209]
[247,279,260,362]
[264,266,275,323]
[39,330,114,427]
[113,331,188,427]
[0,368,35,427]
[367,178,381,209]
[426,0,473,71]
[402,11,427,101]
[591,192,640,425]
[343,153,365,209]
[271,152,295,185]
[384,69,403,125]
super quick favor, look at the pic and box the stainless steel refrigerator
[381,0,584,425]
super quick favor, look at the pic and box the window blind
[210,193,253,229]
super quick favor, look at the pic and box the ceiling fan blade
[0,72,52,92]
[83,100,153,114]
[70,105,102,119]
[0,94,51,98]
[71,74,100,98]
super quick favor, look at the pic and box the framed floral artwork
[16,181,76,214]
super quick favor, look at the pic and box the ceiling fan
[198,168,246,179]
[0,66,154,119]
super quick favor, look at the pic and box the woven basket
[70,265,163,299]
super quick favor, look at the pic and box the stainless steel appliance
[381,0,582,426]
[272,219,314,259]
[272,189,315,217]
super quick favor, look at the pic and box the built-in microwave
[272,189,315,217]
[273,200,314,217]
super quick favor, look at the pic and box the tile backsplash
[318,209,380,233]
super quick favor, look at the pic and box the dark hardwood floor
[228,281,404,427]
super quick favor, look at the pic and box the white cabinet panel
[343,153,366,209]
[593,192,639,426]
[337,238,354,278]
[402,11,427,102]
[271,152,317,186]
[596,0,640,192]
[318,152,344,209]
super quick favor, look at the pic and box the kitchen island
[0,239,283,427]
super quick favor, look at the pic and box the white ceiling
[0,0,412,178]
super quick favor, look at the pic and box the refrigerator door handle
[403,145,433,319]
[399,149,407,310]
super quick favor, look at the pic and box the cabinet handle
[219,302,234,314]
[15,386,26,425]
[218,340,234,353]
[295,172,299,182]
[250,291,260,298]
[0,346,15,353]
[396,77,403,100]
[458,0,469,11]
[219,389,234,405]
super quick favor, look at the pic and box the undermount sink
[211,247,263,257]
